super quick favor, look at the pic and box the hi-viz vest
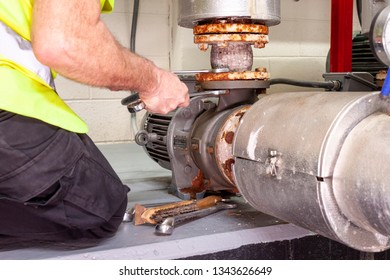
[0,0,115,133]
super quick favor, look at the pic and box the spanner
[121,68,229,113]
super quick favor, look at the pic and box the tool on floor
[133,195,225,225]
[123,200,182,223]
[155,202,237,235]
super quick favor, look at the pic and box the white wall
[57,0,361,143]
[58,0,171,144]
[172,0,333,93]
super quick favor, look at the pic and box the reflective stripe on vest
[0,0,115,133]
[0,18,88,133]
[0,20,55,89]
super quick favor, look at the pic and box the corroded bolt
[207,146,214,154]
[198,43,209,51]
[191,143,199,151]
[181,108,192,119]
[184,165,192,174]
[224,131,235,144]
[254,42,266,48]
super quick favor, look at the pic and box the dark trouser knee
[0,111,130,241]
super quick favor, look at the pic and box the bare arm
[31,0,189,114]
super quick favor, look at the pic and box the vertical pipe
[130,0,140,53]
[130,0,140,134]
[330,0,354,72]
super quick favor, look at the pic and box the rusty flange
[195,67,269,82]
[193,23,269,35]
[215,105,251,186]
[193,21,270,50]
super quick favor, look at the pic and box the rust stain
[180,170,208,199]
[224,131,235,144]
[222,158,236,184]
[235,111,246,122]
[207,146,215,154]
[194,34,269,46]
[235,108,250,122]
[195,70,269,82]
[194,23,269,35]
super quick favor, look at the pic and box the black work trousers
[0,110,130,241]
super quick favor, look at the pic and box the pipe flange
[195,34,269,50]
[215,105,251,186]
[194,23,269,35]
[196,68,269,82]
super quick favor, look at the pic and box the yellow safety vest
[0,0,115,133]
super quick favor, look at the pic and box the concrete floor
[0,143,313,260]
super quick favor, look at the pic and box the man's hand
[139,69,189,114]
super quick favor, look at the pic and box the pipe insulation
[178,0,281,28]
[233,91,390,252]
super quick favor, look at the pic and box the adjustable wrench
[121,68,229,113]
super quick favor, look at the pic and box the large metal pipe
[178,0,281,28]
[361,0,390,36]
[333,113,390,240]
[233,91,390,252]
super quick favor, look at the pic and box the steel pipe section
[233,91,390,252]
[178,0,281,28]
[360,0,390,36]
